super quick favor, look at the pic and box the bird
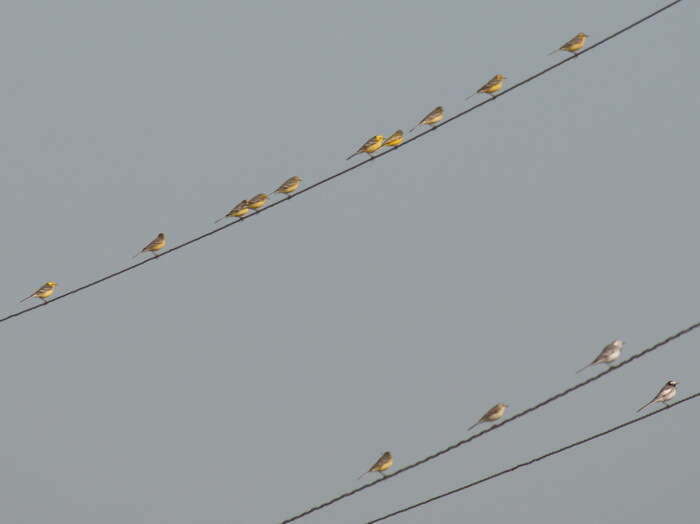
[637,380,678,412]
[468,403,508,431]
[273,176,302,196]
[576,340,624,373]
[357,451,393,480]
[548,32,589,56]
[381,130,404,149]
[247,193,269,210]
[133,233,166,258]
[20,281,57,303]
[215,200,251,223]
[346,135,384,160]
[465,74,506,101]
[409,106,444,133]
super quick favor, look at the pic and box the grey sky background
[1,1,698,523]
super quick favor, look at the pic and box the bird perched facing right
[465,74,506,101]
[357,451,393,480]
[548,32,589,56]
[20,281,58,303]
[247,193,269,210]
[576,339,624,373]
[636,380,678,412]
[382,130,404,149]
[133,233,166,258]
[215,200,251,223]
[409,106,444,133]
[273,176,302,196]
[346,135,384,160]
[468,403,508,431]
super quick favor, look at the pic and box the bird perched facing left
[20,281,58,303]
[465,74,506,101]
[409,106,444,133]
[636,380,678,412]
[346,135,384,160]
[468,403,508,431]
[133,233,166,258]
[576,340,624,373]
[548,32,589,56]
[357,451,393,480]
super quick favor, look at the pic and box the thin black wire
[368,392,699,523]
[1,0,682,325]
[278,318,699,523]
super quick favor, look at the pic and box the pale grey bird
[576,339,624,373]
[468,403,508,431]
[636,380,678,412]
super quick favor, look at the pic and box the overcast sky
[1,1,698,523]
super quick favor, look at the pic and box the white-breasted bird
[636,380,678,412]
[576,340,624,373]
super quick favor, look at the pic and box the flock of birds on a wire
[17,31,680,481]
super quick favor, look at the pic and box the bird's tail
[132,251,142,259]
[636,400,654,413]
[547,48,560,56]
[356,471,368,481]
[346,152,360,161]
[19,295,32,303]
[465,93,477,101]
[408,125,419,133]
[214,216,226,224]
[467,421,479,431]
[575,363,592,374]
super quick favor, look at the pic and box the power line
[278,318,699,523]
[1,0,682,325]
[367,392,699,523]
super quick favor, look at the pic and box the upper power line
[2,0,682,325]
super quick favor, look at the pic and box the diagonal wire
[1,0,683,326]
[368,392,699,523]
[279,318,699,523]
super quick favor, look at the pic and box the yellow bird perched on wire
[215,200,251,223]
[381,130,404,149]
[273,176,302,196]
[247,193,269,210]
[468,403,508,431]
[133,233,166,258]
[465,74,506,101]
[357,451,393,480]
[409,106,444,133]
[548,32,589,56]
[20,281,57,303]
[346,135,384,160]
